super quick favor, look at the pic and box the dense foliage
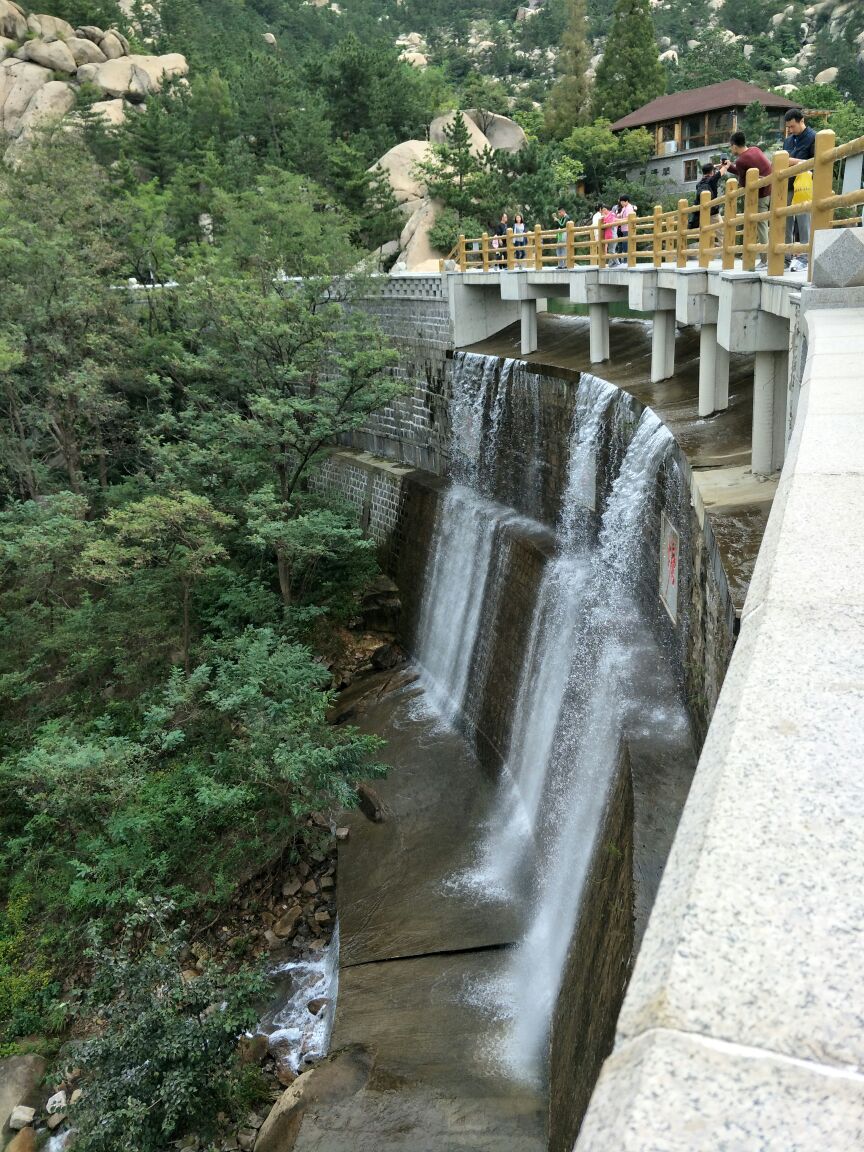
[0,132,399,1123]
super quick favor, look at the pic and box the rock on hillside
[0,0,187,163]
[372,109,527,273]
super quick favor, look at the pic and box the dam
[267,225,864,1150]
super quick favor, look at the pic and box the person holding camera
[719,132,772,268]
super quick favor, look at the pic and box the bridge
[443,128,864,483]
[427,131,864,1148]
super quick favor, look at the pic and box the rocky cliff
[0,0,186,163]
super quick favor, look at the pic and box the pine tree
[415,112,483,220]
[544,0,591,141]
[592,0,665,123]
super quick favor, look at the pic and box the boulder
[401,197,443,272]
[9,1105,36,1129]
[31,13,75,38]
[76,61,99,83]
[355,781,384,823]
[263,31,276,44]
[66,36,107,65]
[273,905,303,937]
[430,109,489,156]
[400,49,427,68]
[7,1128,36,1152]
[76,24,105,42]
[16,78,75,133]
[93,57,151,98]
[371,139,431,206]
[255,1046,374,1152]
[90,96,126,125]
[0,60,52,137]
[0,35,15,61]
[0,0,26,40]
[17,38,77,74]
[127,52,188,89]
[98,30,126,59]
[814,65,839,84]
[466,109,526,153]
[0,1056,47,1134]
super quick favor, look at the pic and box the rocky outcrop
[373,139,431,214]
[430,109,490,155]
[0,0,188,162]
[371,109,527,272]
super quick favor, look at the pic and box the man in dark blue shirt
[784,109,816,272]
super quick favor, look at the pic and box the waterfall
[415,349,681,1089]
[414,484,501,725]
[499,409,674,1080]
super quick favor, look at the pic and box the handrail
[439,129,864,281]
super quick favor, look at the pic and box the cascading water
[497,410,675,1080]
[413,347,687,1096]
[457,375,619,898]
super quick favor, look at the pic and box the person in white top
[513,213,527,261]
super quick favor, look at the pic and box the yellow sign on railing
[440,128,864,280]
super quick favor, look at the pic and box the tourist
[491,211,509,265]
[513,213,527,261]
[783,108,816,273]
[554,206,571,268]
[719,133,772,268]
[687,162,722,240]
[612,194,636,265]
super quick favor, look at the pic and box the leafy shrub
[427,207,487,253]
[69,901,267,1152]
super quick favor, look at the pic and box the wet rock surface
[292,671,546,1150]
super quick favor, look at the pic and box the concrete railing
[572,302,864,1146]
[443,128,864,281]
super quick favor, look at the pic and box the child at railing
[514,213,527,261]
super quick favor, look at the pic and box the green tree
[70,903,267,1152]
[544,0,592,140]
[667,28,754,93]
[415,111,484,219]
[592,0,665,123]
[562,120,653,192]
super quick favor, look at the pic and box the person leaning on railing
[783,108,816,273]
[719,132,772,268]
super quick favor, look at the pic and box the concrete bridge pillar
[520,299,538,355]
[589,303,610,363]
[651,309,676,383]
[698,324,730,417]
[752,349,789,475]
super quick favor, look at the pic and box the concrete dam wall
[305,277,748,1149]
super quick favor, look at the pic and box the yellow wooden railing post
[458,234,467,269]
[742,166,760,271]
[767,150,789,278]
[677,197,689,268]
[481,232,490,272]
[534,223,543,270]
[722,176,738,270]
[506,227,515,271]
[566,219,575,269]
[697,190,712,268]
[652,205,662,267]
[810,128,837,257]
[627,215,637,267]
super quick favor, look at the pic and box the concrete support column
[589,302,610,363]
[698,324,730,417]
[752,349,790,475]
[651,310,676,383]
[520,298,538,355]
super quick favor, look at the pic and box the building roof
[610,80,798,131]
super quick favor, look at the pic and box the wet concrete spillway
[293,338,711,1150]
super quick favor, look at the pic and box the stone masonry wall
[347,275,453,474]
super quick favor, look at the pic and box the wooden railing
[439,128,864,281]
